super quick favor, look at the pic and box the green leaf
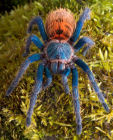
[99,49,104,61]
[104,50,108,60]
[73,136,78,140]
[95,127,112,140]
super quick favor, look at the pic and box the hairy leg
[72,66,82,135]
[43,66,52,89]
[70,8,90,43]
[27,16,48,41]
[62,67,71,94]
[74,37,95,56]
[26,63,44,126]
[6,54,41,96]
[75,58,109,112]
[23,34,44,57]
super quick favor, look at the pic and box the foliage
[0,0,113,139]
[0,0,32,14]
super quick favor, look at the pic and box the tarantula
[6,8,109,135]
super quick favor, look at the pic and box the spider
[6,8,109,135]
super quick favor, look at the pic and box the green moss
[0,0,113,139]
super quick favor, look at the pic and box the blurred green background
[0,0,113,139]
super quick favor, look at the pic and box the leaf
[106,110,113,123]
[53,121,72,127]
[56,93,65,104]
[9,116,15,122]
[31,134,40,140]
[73,136,78,140]
[22,15,29,21]
[99,49,104,61]
[34,1,44,10]
[104,50,108,60]
[41,118,47,126]
[95,127,112,140]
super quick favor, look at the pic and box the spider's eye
[45,8,76,40]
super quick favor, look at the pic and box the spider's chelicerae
[6,8,109,135]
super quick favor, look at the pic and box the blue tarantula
[6,8,109,135]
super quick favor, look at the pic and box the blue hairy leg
[70,8,90,43]
[51,62,58,74]
[6,54,41,96]
[26,63,44,126]
[72,66,82,135]
[62,67,71,94]
[43,66,52,89]
[27,16,48,41]
[59,63,65,72]
[74,37,95,56]
[75,58,109,112]
[23,34,44,56]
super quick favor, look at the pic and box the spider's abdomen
[44,40,74,73]
[45,8,76,41]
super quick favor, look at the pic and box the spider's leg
[6,54,41,96]
[71,66,82,135]
[74,58,109,112]
[23,34,44,57]
[62,67,71,94]
[43,66,52,89]
[74,37,95,56]
[27,16,48,41]
[26,63,44,126]
[70,8,90,44]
